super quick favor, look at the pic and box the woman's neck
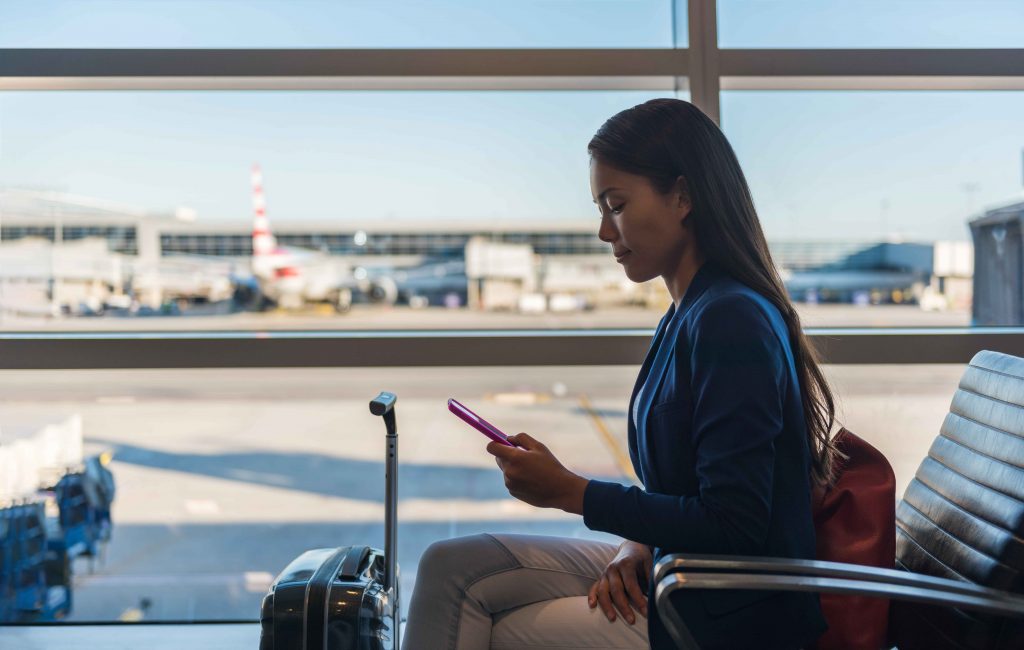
[665,251,707,309]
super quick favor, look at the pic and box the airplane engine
[365,276,398,305]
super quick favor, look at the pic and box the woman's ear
[674,176,693,221]
[674,176,691,206]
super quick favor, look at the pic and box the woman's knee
[416,533,511,583]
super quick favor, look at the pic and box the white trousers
[403,533,651,650]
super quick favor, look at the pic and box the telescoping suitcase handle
[369,391,398,596]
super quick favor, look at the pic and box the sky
[1,1,1023,242]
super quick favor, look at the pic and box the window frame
[0,0,1021,367]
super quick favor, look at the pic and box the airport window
[1,225,56,242]
[61,226,138,255]
[718,0,1024,48]
[721,90,1024,325]
[0,363,962,623]
[2,89,689,328]
[1,0,1023,642]
[0,0,686,49]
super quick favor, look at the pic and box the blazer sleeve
[582,294,787,554]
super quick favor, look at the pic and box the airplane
[246,165,398,311]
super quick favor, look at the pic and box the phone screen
[448,398,518,447]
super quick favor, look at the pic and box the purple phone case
[448,398,517,447]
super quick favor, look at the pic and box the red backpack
[811,428,897,650]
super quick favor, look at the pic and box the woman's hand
[486,432,588,514]
[589,540,652,625]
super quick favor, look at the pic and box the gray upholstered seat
[890,350,1024,648]
[655,350,1024,649]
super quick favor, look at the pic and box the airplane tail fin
[251,164,276,257]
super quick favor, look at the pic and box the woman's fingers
[593,558,652,625]
[511,431,545,451]
[594,575,617,622]
[606,568,636,625]
[624,565,649,618]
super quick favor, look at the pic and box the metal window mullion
[3,47,1023,92]
[0,48,689,91]
[1,330,1024,369]
[687,0,720,124]
[719,48,1024,78]
[718,48,1024,91]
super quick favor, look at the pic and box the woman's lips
[615,251,631,263]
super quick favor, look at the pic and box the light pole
[879,198,890,239]
[960,182,981,217]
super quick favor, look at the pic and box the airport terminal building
[0,189,971,309]
[970,199,1024,325]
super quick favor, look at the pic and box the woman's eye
[611,204,625,214]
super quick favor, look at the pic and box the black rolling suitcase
[260,391,401,650]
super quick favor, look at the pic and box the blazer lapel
[628,304,675,485]
[635,308,687,490]
[634,260,723,490]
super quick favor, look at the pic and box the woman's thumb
[512,432,540,449]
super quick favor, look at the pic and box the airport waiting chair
[654,349,1024,649]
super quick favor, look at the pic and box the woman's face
[590,158,692,284]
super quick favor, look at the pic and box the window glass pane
[719,0,1024,49]
[0,363,956,622]
[6,90,1019,330]
[0,0,686,48]
[1,90,696,331]
[721,90,1024,326]
[823,364,963,498]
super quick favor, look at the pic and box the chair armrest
[653,557,1024,650]
[654,553,1013,601]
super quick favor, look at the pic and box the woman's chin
[623,264,654,284]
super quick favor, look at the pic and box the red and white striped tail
[251,164,276,257]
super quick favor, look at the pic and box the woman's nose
[597,215,617,243]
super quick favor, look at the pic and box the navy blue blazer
[583,260,827,649]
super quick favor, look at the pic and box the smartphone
[448,398,519,447]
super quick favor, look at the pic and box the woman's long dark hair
[589,98,839,487]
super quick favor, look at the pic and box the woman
[403,98,838,649]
